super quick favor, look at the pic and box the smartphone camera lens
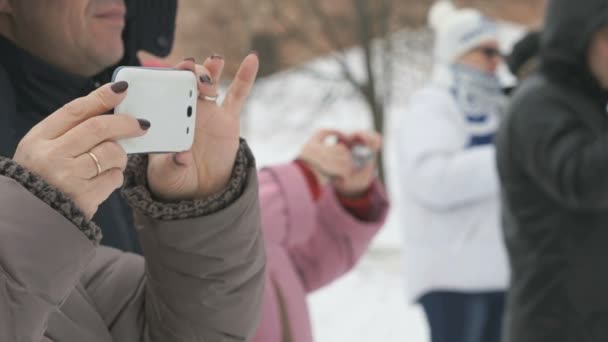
[187,106,193,117]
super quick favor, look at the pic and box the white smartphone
[112,67,198,154]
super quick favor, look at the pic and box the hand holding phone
[112,67,198,154]
[144,54,260,202]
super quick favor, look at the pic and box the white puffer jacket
[397,66,510,302]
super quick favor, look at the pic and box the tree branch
[353,0,379,107]
[380,0,395,103]
[302,0,347,52]
[268,0,326,54]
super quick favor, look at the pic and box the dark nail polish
[111,81,129,93]
[137,119,151,130]
[210,54,224,60]
[184,57,196,63]
[199,74,213,85]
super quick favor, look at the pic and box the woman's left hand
[147,54,259,201]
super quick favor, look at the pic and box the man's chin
[95,44,125,70]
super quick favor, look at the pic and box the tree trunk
[352,0,388,184]
[362,89,387,184]
[372,101,386,185]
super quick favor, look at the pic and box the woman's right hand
[13,82,149,220]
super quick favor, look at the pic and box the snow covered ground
[309,250,429,342]
[242,25,524,341]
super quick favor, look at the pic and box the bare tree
[265,0,402,182]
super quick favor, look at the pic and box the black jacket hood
[541,0,608,103]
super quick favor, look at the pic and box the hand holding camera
[298,129,381,197]
[13,54,260,221]
[13,83,148,219]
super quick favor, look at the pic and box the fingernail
[250,50,259,57]
[210,54,224,60]
[199,74,213,85]
[137,119,151,130]
[184,57,196,63]
[111,81,129,93]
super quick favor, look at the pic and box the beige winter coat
[0,143,266,342]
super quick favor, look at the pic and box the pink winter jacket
[254,162,389,342]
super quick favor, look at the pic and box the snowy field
[309,250,429,342]
[243,25,524,342]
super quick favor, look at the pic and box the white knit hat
[429,1,498,64]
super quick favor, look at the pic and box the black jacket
[496,1,608,341]
[0,0,177,253]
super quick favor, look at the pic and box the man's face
[589,27,608,90]
[458,41,503,75]
[2,0,126,76]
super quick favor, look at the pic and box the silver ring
[87,152,102,177]
[200,94,219,103]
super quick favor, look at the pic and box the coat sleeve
[507,94,608,210]
[0,161,98,342]
[0,140,265,342]
[259,163,389,293]
[81,173,264,341]
[398,87,500,210]
[85,143,266,341]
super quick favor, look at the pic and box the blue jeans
[419,291,506,342]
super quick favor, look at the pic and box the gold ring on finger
[87,151,102,177]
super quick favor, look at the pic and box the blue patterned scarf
[433,63,506,147]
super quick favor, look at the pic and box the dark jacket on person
[0,0,176,253]
[496,0,608,341]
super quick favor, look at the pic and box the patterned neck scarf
[433,63,506,146]
[449,63,505,119]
